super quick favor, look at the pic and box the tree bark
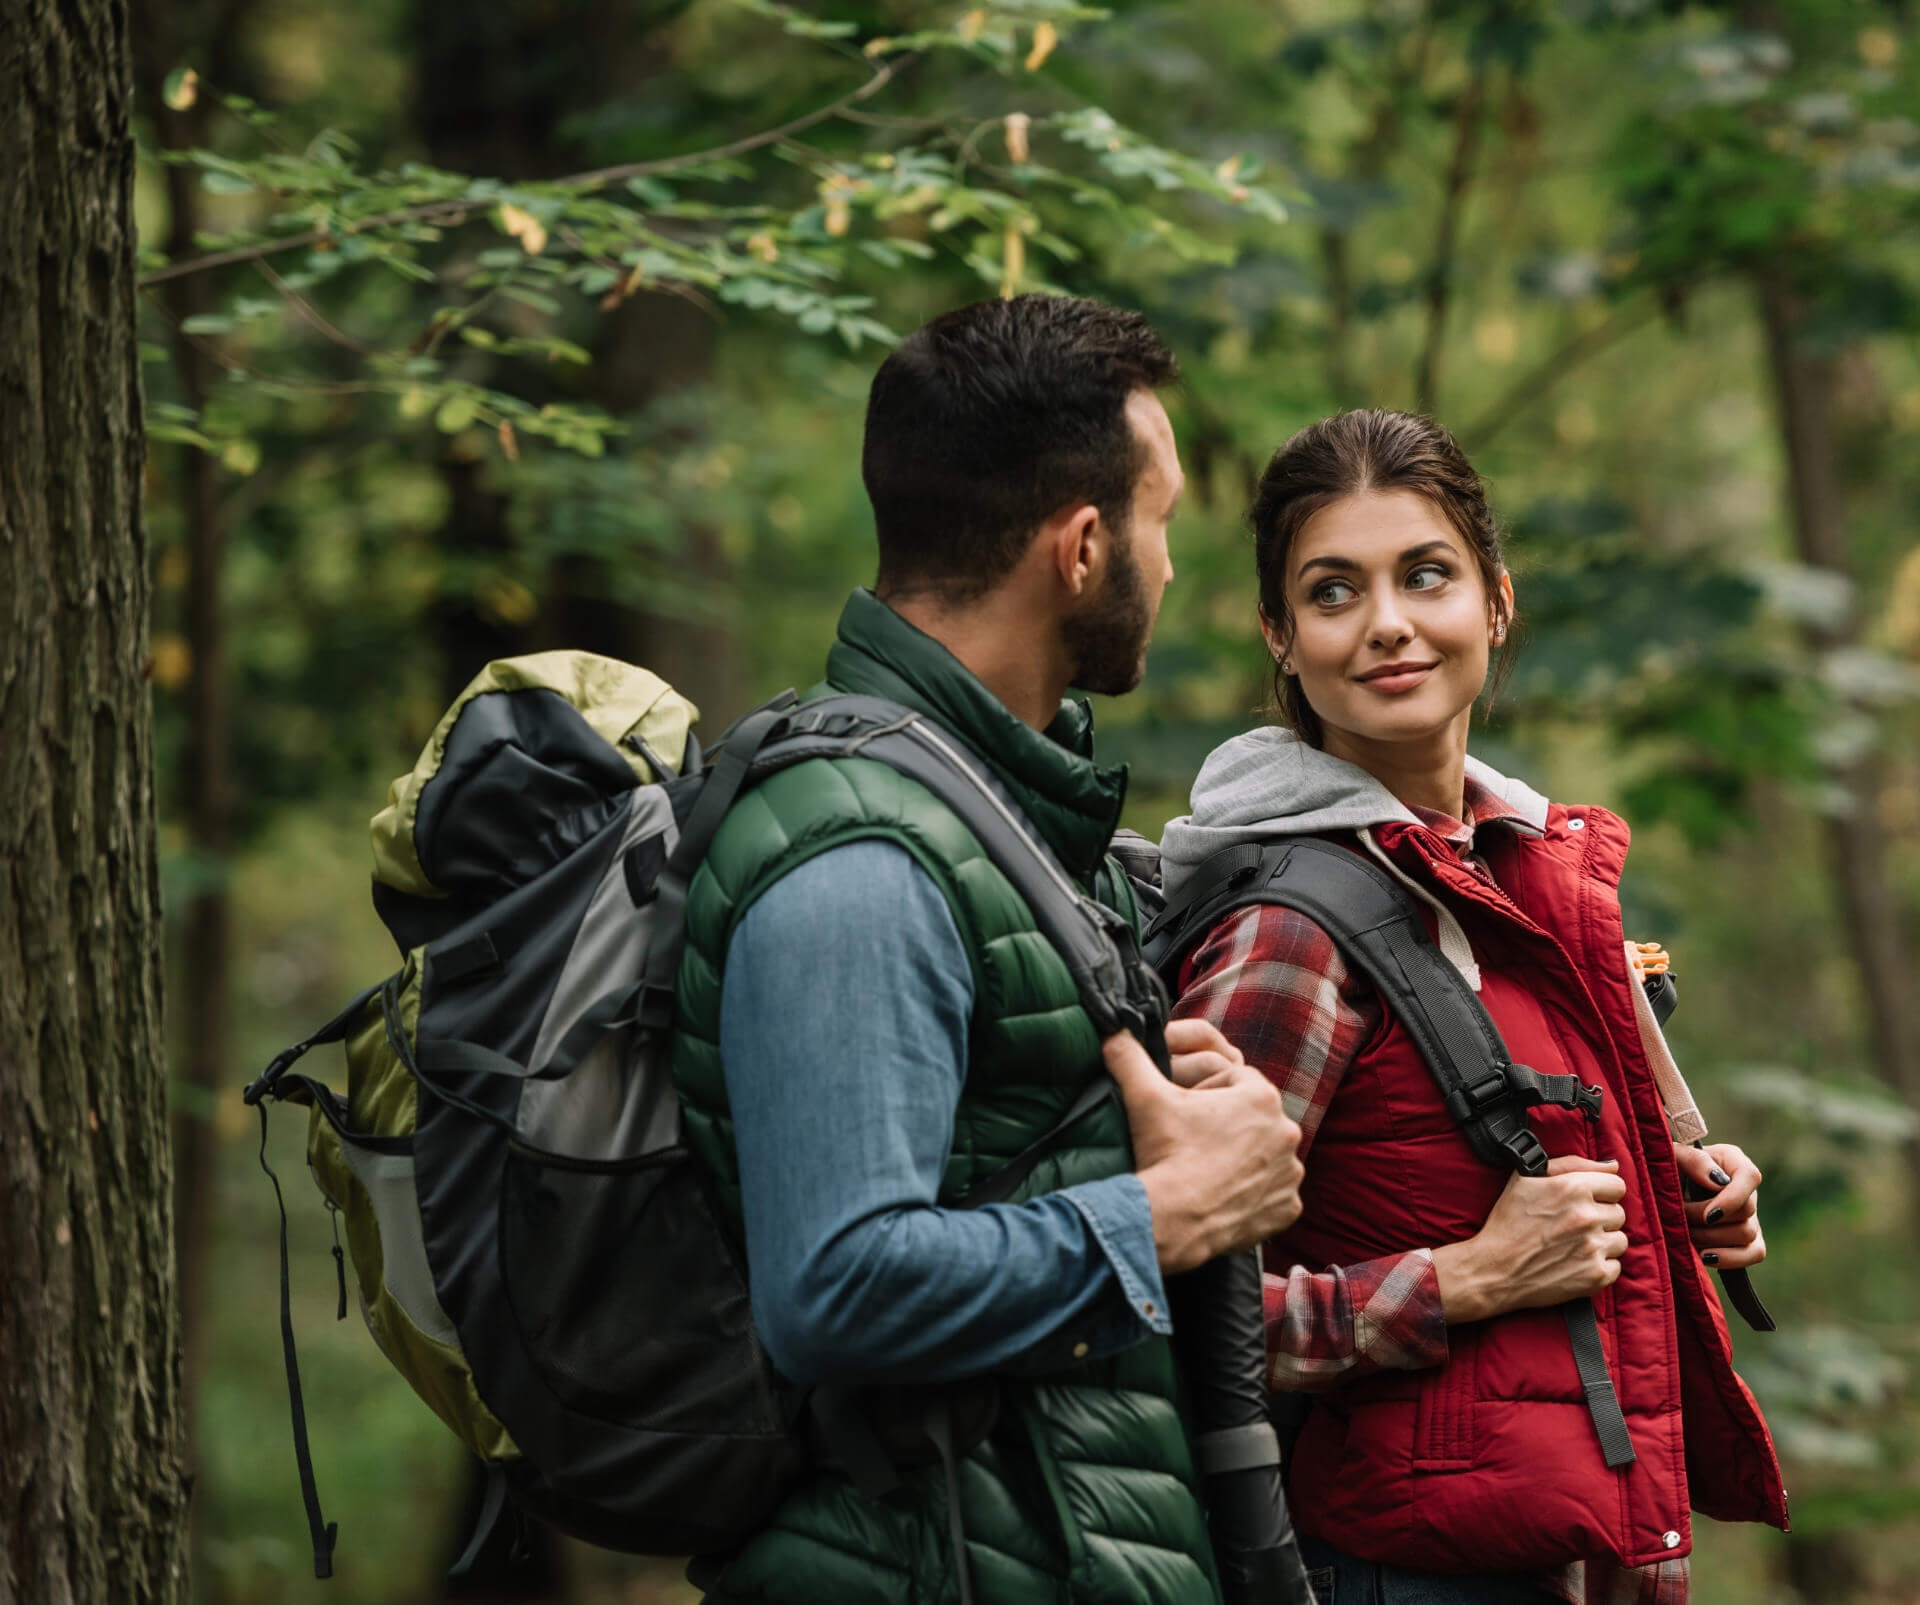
[1757,271,1920,1119]
[0,0,191,1599]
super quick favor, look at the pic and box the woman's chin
[1321,695,1473,752]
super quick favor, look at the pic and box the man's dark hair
[862,294,1179,605]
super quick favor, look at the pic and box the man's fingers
[1101,1032,1170,1103]
[1164,1016,1243,1065]
[1168,1049,1239,1088]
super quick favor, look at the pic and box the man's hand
[1164,1017,1245,1087]
[1675,1142,1766,1271]
[1104,1030,1304,1275]
[1432,1156,1628,1324]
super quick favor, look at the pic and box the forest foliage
[132,1,1920,1599]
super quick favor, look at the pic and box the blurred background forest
[130,0,1920,1599]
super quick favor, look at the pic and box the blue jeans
[1302,1539,1561,1605]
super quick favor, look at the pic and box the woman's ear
[1490,570,1516,641]
[1258,605,1290,664]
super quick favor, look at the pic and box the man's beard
[1062,529,1154,697]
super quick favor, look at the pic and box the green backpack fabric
[243,643,1197,1593]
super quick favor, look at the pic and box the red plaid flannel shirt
[1169,778,1689,1605]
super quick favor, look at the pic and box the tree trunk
[0,1,191,1600]
[129,0,242,1439]
[1757,272,1920,1117]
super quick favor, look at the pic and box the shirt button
[1072,1341,1090,1360]
[1568,818,1586,831]
[1142,1301,1156,1317]
[1662,1531,1681,1549]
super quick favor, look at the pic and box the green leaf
[200,171,256,195]
[179,314,236,335]
[499,286,561,314]
[435,396,480,433]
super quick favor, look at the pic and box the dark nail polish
[1708,1167,1732,1187]
[1702,1252,1719,1266]
[1706,1207,1724,1225]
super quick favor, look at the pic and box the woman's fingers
[1684,1193,1758,1228]
[1688,1221,1763,1250]
[1701,1229,1766,1271]
[1682,1141,1763,1217]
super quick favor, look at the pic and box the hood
[1159,725,1549,901]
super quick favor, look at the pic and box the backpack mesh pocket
[499,1147,778,1436]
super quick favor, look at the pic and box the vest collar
[824,588,1128,882]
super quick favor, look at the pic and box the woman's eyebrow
[1297,539,1454,580]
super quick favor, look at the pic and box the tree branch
[139,56,906,288]
[1457,296,1658,452]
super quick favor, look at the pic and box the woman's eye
[1312,580,1354,606]
[1406,565,1450,592]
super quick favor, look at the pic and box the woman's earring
[1281,659,1294,675]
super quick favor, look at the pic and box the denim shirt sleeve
[719,839,1170,1387]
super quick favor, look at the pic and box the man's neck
[1320,712,1472,822]
[881,589,1068,732]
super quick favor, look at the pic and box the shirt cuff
[1067,1173,1173,1338]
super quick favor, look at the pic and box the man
[669,294,1305,1605]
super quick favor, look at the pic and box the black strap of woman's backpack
[1146,837,1639,1471]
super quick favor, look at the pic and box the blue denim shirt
[719,840,1171,1387]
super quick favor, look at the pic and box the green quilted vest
[671,590,1222,1605]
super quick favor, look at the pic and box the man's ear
[1044,502,1104,597]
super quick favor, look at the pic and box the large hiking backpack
[1140,834,1773,1475]
[243,653,1195,1583]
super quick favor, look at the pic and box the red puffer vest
[1265,806,1786,1572]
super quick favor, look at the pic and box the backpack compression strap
[1145,838,1637,1470]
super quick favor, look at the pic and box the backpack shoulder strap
[1147,838,1601,1177]
[742,693,1169,1060]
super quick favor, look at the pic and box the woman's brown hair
[1249,408,1518,746]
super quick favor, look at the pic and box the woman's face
[1263,489,1512,754]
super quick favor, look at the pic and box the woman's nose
[1364,594,1415,651]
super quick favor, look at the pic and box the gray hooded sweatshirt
[1158,727,1551,991]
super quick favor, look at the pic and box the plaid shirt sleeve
[1172,903,1450,1391]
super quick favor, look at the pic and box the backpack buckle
[1445,1070,1511,1123]
[1497,1127,1550,1177]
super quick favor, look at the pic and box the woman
[1159,410,1786,1604]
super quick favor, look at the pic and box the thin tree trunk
[0,0,191,1599]
[129,0,238,1433]
[1757,271,1920,1119]
[1413,65,1488,417]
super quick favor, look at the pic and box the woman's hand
[1432,1156,1628,1324]
[1675,1142,1766,1271]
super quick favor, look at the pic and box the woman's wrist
[1432,1237,1501,1325]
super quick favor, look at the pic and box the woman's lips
[1355,662,1437,694]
